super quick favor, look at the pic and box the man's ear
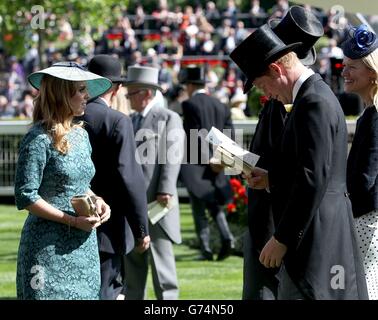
[114,83,122,94]
[110,83,121,99]
[146,88,155,99]
[269,63,283,78]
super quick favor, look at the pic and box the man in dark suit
[79,55,150,300]
[242,99,285,300]
[242,5,325,300]
[123,65,184,300]
[180,65,235,261]
[231,23,368,299]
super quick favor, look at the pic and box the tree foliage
[0,0,277,58]
[127,0,276,13]
[0,0,129,58]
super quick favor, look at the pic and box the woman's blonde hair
[33,74,81,154]
[361,48,378,110]
[110,85,133,116]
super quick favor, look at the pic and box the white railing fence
[0,119,355,196]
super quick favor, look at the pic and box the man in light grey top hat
[123,66,184,300]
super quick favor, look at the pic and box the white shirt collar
[192,89,207,97]
[99,97,109,107]
[292,68,314,103]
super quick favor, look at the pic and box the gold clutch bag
[71,194,99,217]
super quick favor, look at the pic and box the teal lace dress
[14,123,100,300]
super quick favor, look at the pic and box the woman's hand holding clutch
[94,197,111,224]
[70,194,111,229]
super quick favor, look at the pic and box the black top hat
[341,24,378,60]
[179,65,207,85]
[268,5,324,66]
[87,54,126,83]
[230,24,302,94]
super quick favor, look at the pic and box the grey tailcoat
[133,105,184,244]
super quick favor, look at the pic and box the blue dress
[14,123,100,300]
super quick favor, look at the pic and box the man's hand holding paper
[245,167,269,190]
[148,196,177,225]
[157,193,172,207]
[209,158,226,174]
[205,127,260,176]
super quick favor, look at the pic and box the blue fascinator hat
[341,24,378,59]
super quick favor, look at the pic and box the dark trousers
[276,264,306,300]
[189,192,234,254]
[242,230,278,300]
[99,252,124,300]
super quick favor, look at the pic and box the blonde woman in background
[110,86,133,116]
[342,25,378,299]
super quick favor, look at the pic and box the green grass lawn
[0,203,243,300]
[0,205,25,298]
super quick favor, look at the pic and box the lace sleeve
[14,129,50,210]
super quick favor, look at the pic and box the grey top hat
[268,5,324,66]
[124,66,163,91]
[28,61,112,99]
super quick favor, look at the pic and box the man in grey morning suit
[123,66,184,300]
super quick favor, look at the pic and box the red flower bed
[226,178,248,226]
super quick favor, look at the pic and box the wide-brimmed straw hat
[123,66,163,91]
[28,61,112,99]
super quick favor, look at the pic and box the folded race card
[206,127,260,175]
[148,197,177,225]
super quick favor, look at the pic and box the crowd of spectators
[1,0,377,120]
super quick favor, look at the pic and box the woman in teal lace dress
[15,62,112,299]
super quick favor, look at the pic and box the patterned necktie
[133,113,143,134]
